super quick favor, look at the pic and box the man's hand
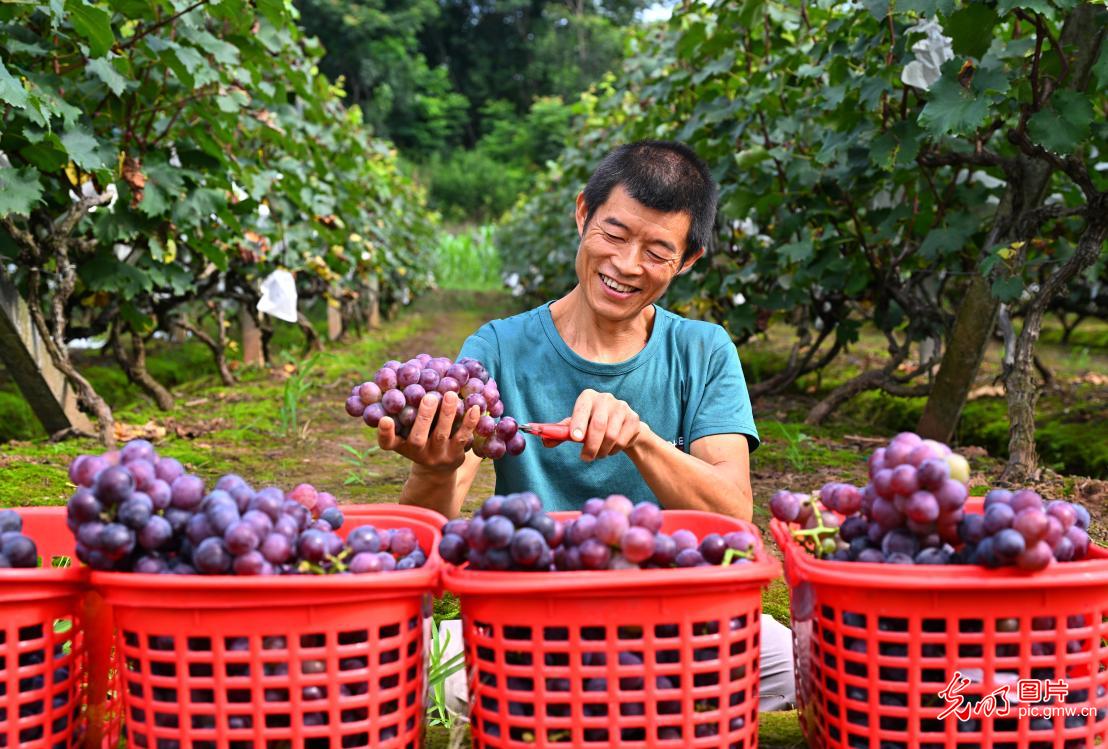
[378,390,481,471]
[568,389,644,461]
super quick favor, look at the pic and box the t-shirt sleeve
[457,322,500,380]
[689,327,760,452]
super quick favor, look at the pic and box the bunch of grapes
[0,509,39,568]
[438,492,761,572]
[959,488,1091,570]
[64,441,427,575]
[771,431,1095,570]
[344,354,525,459]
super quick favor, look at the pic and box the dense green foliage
[499,0,1107,404]
[295,0,644,219]
[0,0,438,440]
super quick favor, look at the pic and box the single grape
[170,474,205,510]
[98,523,135,560]
[439,534,468,565]
[578,538,611,570]
[1017,541,1053,571]
[675,548,705,567]
[1010,489,1044,514]
[483,436,507,459]
[769,490,800,522]
[95,466,135,506]
[358,381,382,405]
[67,488,102,524]
[594,510,629,546]
[628,502,663,533]
[121,439,156,464]
[945,453,971,484]
[993,528,1026,562]
[699,533,727,565]
[495,417,519,440]
[505,433,526,456]
[983,488,1013,509]
[489,400,505,418]
[890,465,919,496]
[984,503,1015,534]
[233,551,267,576]
[621,527,655,564]
[905,491,939,524]
[395,364,420,388]
[381,389,406,415]
[118,494,154,529]
[475,415,496,438]
[581,497,605,516]
[345,396,366,419]
[298,530,329,563]
[437,376,461,394]
[510,528,546,567]
[917,459,950,491]
[671,529,698,552]
[651,533,677,566]
[568,514,597,545]
[138,516,173,551]
[260,533,293,564]
[350,552,384,573]
[483,516,514,549]
[362,402,386,428]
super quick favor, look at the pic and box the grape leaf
[991,276,1023,302]
[61,127,107,171]
[946,4,998,59]
[87,57,129,95]
[918,74,990,135]
[0,167,44,217]
[1092,41,1108,89]
[1027,90,1094,155]
[65,0,115,58]
[996,0,1054,13]
[0,59,30,109]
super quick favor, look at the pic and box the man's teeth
[601,274,636,293]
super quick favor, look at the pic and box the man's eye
[603,232,626,243]
[648,251,671,263]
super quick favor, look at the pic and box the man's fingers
[569,392,595,443]
[430,391,458,446]
[580,410,608,462]
[451,405,482,450]
[596,412,625,459]
[377,416,400,450]
[406,393,440,449]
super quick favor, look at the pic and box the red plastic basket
[91,512,441,749]
[771,503,1108,749]
[0,507,121,749]
[341,503,448,531]
[441,509,781,748]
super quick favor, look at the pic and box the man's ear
[574,191,588,237]
[677,246,706,275]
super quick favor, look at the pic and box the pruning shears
[518,422,573,447]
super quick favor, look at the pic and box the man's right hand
[377,390,481,471]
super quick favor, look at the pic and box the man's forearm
[399,464,458,518]
[624,427,753,519]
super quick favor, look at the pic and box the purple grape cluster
[0,509,39,568]
[771,431,1095,570]
[344,354,525,459]
[438,493,761,572]
[961,488,1091,570]
[64,441,427,575]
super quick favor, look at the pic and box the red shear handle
[521,422,572,446]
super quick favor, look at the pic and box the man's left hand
[568,389,644,462]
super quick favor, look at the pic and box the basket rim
[443,509,781,595]
[90,562,438,592]
[770,517,1108,589]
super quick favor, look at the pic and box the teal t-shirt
[457,303,760,512]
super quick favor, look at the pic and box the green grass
[433,225,502,290]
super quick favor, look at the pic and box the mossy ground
[1,289,1104,745]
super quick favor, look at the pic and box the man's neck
[549,285,655,363]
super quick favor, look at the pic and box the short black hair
[581,140,718,264]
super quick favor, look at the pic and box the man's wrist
[625,421,659,461]
[410,462,459,483]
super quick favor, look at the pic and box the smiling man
[382,140,793,713]
[384,140,761,520]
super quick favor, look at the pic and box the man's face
[573,184,704,322]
